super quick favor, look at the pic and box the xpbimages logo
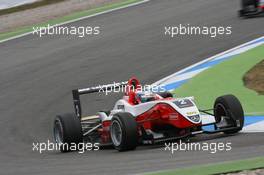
[164,140,232,154]
[32,140,100,153]
[91,82,166,95]
[32,24,100,38]
[164,24,232,38]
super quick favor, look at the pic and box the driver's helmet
[136,92,156,103]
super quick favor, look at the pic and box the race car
[53,77,244,152]
[239,0,264,17]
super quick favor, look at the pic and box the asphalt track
[0,0,264,174]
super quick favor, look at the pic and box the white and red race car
[53,77,244,152]
[239,0,264,17]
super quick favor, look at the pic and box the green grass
[173,44,264,116]
[0,0,142,41]
[147,157,264,175]
[0,0,65,16]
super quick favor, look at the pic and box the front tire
[53,113,83,152]
[110,112,138,151]
[214,95,244,134]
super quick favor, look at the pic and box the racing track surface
[0,0,264,174]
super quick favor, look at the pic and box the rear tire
[110,112,138,151]
[214,95,244,134]
[53,113,83,152]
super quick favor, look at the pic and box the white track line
[242,121,264,133]
[160,68,207,85]
[213,41,264,61]
[0,0,150,44]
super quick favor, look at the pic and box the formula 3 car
[53,77,244,152]
[239,0,264,17]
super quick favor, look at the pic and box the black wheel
[53,113,83,152]
[242,0,255,7]
[238,10,244,17]
[110,112,138,151]
[158,91,173,98]
[214,95,244,134]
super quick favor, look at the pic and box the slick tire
[214,95,244,134]
[53,113,83,152]
[110,112,138,151]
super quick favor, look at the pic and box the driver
[136,92,156,103]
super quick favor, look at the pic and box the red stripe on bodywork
[136,103,200,129]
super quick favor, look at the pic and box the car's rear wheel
[54,113,83,152]
[110,112,138,151]
[214,95,244,134]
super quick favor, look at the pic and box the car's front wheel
[214,95,244,134]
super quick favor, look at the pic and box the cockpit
[136,92,157,103]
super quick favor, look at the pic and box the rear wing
[72,81,128,118]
